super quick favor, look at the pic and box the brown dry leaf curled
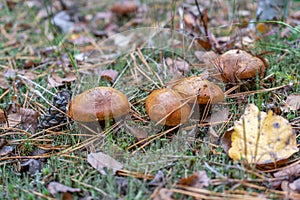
[7,108,39,133]
[87,152,123,175]
[228,104,298,165]
[48,72,76,88]
[178,171,210,188]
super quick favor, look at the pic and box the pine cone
[39,90,71,131]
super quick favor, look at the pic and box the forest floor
[1,0,300,199]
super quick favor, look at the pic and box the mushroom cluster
[145,76,224,126]
[68,77,224,127]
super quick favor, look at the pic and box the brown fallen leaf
[0,109,6,123]
[0,139,7,149]
[48,72,76,88]
[282,94,300,112]
[272,164,300,188]
[125,123,148,142]
[23,60,39,69]
[0,73,9,89]
[165,57,190,75]
[178,171,210,188]
[100,69,119,82]
[19,70,38,80]
[194,51,218,66]
[47,182,81,196]
[151,188,173,200]
[221,127,234,154]
[7,108,39,133]
[87,152,123,175]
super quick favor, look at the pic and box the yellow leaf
[229,104,298,165]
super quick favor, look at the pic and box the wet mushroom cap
[145,88,191,126]
[69,87,130,122]
[171,76,225,104]
[213,49,268,83]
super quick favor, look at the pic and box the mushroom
[111,1,138,15]
[68,87,130,122]
[213,49,268,83]
[145,88,191,126]
[171,76,225,104]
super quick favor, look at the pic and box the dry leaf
[0,73,9,89]
[166,57,190,75]
[20,159,41,175]
[0,145,14,156]
[272,164,300,188]
[48,72,76,88]
[151,188,173,200]
[289,178,300,192]
[148,170,164,186]
[125,124,148,142]
[87,152,123,175]
[19,70,38,80]
[194,51,218,66]
[100,69,119,82]
[221,128,234,154]
[178,171,210,188]
[47,182,81,195]
[282,94,300,112]
[228,104,298,165]
[7,108,39,133]
[0,109,6,123]
[0,139,7,149]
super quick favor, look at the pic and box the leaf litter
[87,152,123,175]
[1,0,300,199]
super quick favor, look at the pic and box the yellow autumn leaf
[229,104,298,165]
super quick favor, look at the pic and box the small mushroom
[213,49,268,83]
[111,1,138,15]
[145,88,191,126]
[171,76,225,104]
[69,87,130,122]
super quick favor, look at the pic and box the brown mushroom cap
[171,76,225,104]
[213,49,268,83]
[145,88,191,126]
[69,87,130,122]
[111,1,138,15]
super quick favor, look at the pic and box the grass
[1,0,300,199]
